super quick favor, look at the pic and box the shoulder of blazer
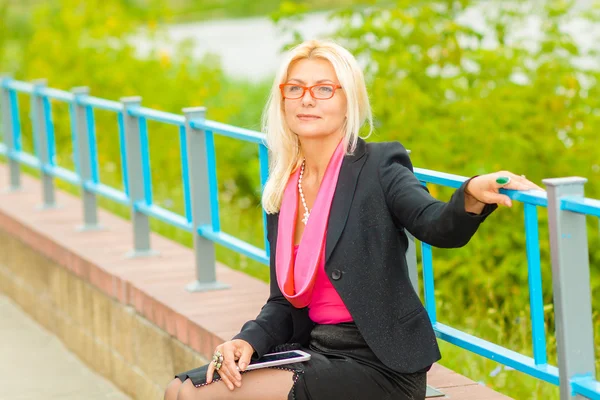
[364,140,411,168]
[366,140,409,153]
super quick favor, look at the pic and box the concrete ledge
[0,231,207,399]
[0,164,512,400]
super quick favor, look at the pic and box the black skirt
[175,322,427,400]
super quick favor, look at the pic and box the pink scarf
[276,139,345,308]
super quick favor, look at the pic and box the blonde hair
[261,39,373,214]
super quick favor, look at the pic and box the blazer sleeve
[378,141,497,248]
[232,213,294,358]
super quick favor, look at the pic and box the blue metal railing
[412,171,559,383]
[0,77,598,400]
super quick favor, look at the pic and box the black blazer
[233,138,496,373]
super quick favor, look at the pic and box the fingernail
[239,362,246,370]
[496,177,510,185]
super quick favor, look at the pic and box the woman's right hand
[206,339,255,390]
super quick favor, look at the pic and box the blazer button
[331,269,342,280]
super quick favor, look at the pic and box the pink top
[276,139,346,309]
[293,244,353,324]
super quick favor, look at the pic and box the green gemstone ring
[496,176,510,185]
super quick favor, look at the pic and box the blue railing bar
[40,164,53,174]
[117,112,129,197]
[85,106,99,183]
[421,242,436,324]
[259,143,270,257]
[134,202,192,232]
[523,204,548,365]
[178,125,192,223]
[205,130,221,232]
[561,196,600,218]
[38,87,74,102]
[571,376,600,400]
[414,168,466,188]
[4,80,34,93]
[414,168,549,207]
[198,225,269,265]
[434,323,560,385]
[138,117,153,205]
[43,97,56,166]
[509,190,548,207]
[76,95,122,112]
[48,165,80,186]
[128,106,185,126]
[9,90,22,151]
[9,151,41,169]
[190,119,266,145]
[83,181,129,206]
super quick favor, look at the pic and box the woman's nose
[301,89,315,106]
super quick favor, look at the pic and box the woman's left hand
[465,171,544,208]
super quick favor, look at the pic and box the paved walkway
[0,294,131,400]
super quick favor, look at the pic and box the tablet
[242,350,311,371]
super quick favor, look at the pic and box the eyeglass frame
[279,83,343,100]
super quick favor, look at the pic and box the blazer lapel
[325,137,368,264]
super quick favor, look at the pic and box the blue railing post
[258,143,270,257]
[523,204,548,365]
[72,86,101,230]
[544,177,596,400]
[0,74,20,191]
[32,79,56,208]
[121,96,155,257]
[183,107,229,292]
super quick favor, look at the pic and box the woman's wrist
[464,182,486,214]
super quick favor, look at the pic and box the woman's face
[282,58,347,140]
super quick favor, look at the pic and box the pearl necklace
[298,159,310,225]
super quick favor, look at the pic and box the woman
[164,39,541,400]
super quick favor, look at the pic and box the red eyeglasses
[279,83,343,100]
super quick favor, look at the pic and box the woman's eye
[289,86,302,92]
[317,86,333,93]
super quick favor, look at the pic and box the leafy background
[1,0,599,398]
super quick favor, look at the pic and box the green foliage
[168,0,380,22]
